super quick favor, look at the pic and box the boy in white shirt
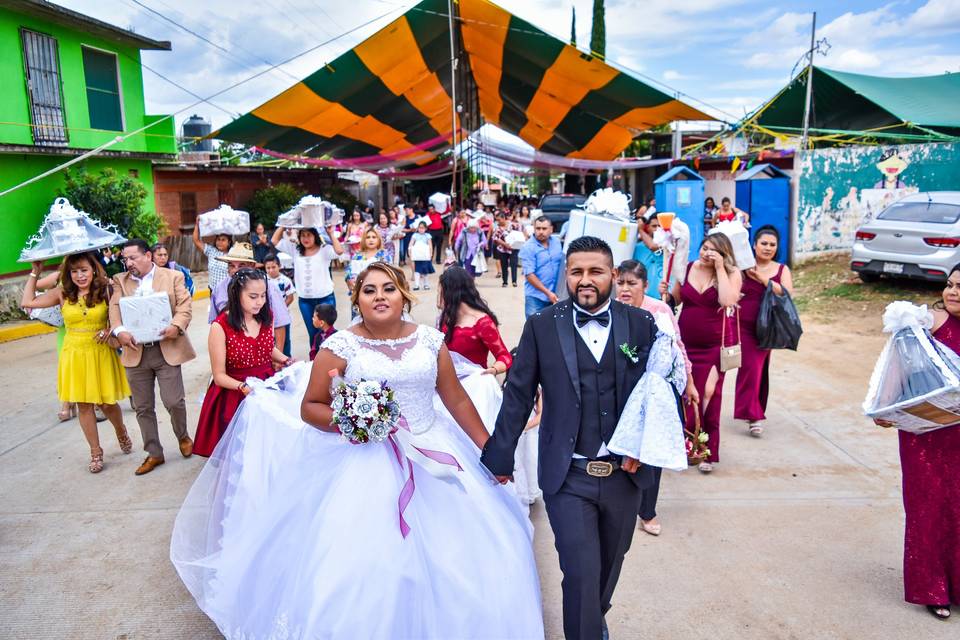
[264,253,296,356]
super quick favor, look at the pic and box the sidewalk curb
[0,288,211,344]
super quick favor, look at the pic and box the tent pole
[448,0,459,209]
[800,12,816,151]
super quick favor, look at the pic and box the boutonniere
[619,343,639,364]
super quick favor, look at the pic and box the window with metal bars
[20,29,68,146]
[82,47,124,131]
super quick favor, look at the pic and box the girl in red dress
[194,269,293,457]
[877,266,960,620]
[662,234,742,473]
[437,266,512,374]
[735,227,794,437]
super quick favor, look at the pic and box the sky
[57,0,960,135]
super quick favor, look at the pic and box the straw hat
[214,242,257,264]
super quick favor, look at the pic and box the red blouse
[216,312,274,373]
[445,315,513,369]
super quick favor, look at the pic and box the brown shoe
[178,437,193,458]
[134,456,165,476]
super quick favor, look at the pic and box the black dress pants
[544,466,641,640]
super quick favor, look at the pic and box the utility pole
[800,11,816,151]
[447,0,459,208]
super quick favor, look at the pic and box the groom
[483,236,658,640]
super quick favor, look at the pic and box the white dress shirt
[112,265,157,337]
[572,300,612,458]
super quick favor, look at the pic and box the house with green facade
[0,0,176,277]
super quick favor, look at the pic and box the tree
[590,0,605,60]
[62,167,165,243]
[245,183,306,229]
[570,5,577,46]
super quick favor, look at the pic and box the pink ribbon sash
[387,417,463,538]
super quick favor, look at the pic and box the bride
[170,262,543,639]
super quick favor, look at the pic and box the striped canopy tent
[213,0,711,171]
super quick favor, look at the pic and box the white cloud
[906,0,960,33]
[663,69,685,81]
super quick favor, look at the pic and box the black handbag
[756,281,803,350]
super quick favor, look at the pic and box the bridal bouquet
[330,375,402,444]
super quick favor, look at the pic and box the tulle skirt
[171,363,544,639]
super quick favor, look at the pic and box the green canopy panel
[755,66,960,141]
[213,0,711,167]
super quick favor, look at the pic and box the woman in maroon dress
[194,269,293,457]
[437,266,513,374]
[662,233,742,473]
[877,265,960,619]
[735,227,794,437]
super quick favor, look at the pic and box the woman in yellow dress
[22,252,133,473]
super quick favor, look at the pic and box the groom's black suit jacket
[482,299,658,495]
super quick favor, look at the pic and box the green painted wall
[0,155,157,275]
[0,8,176,153]
[0,6,175,276]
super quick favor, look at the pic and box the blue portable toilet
[735,164,791,263]
[654,166,706,253]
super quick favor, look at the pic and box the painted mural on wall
[796,143,960,255]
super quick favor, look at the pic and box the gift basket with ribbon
[19,197,127,262]
[276,196,344,229]
[197,204,250,237]
[863,301,960,434]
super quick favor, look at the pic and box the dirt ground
[0,259,956,639]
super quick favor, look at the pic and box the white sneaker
[749,422,764,437]
[698,462,713,474]
[424,284,430,289]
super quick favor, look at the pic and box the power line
[0,3,407,198]
[126,0,300,82]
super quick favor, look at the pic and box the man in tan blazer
[110,239,196,475]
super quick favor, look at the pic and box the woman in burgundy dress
[662,233,742,473]
[437,266,512,374]
[735,227,794,437]
[194,269,293,457]
[877,265,960,620]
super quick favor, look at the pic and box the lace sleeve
[476,316,513,368]
[419,326,446,356]
[320,331,354,361]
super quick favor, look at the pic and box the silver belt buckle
[586,461,614,477]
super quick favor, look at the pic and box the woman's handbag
[720,306,742,372]
[756,282,803,350]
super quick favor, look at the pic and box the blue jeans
[299,293,336,351]
[525,295,551,318]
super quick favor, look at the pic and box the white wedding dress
[170,325,544,639]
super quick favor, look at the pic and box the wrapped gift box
[564,210,637,266]
[864,302,960,434]
[711,221,755,270]
[119,292,172,344]
[19,197,126,262]
[197,205,250,237]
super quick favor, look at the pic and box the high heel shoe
[89,447,104,473]
[115,425,133,454]
[926,605,951,620]
[57,403,76,422]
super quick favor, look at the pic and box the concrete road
[0,270,954,639]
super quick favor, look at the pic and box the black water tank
[182,114,212,151]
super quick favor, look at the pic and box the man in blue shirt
[518,217,564,318]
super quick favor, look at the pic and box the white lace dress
[170,325,544,639]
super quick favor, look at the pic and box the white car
[851,192,960,283]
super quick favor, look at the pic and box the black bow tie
[575,309,610,328]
